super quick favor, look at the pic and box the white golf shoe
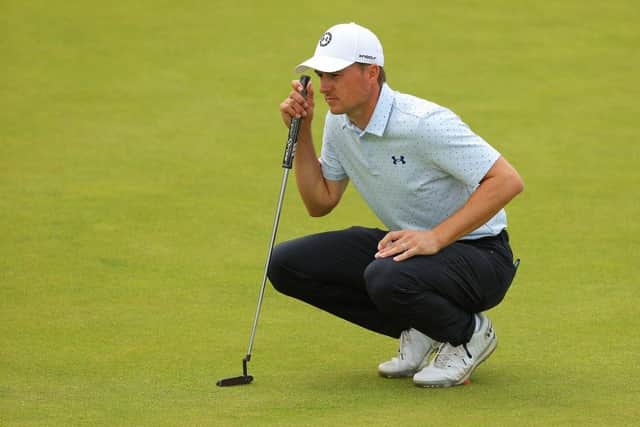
[378,328,438,378]
[413,313,497,387]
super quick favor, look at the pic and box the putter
[217,75,311,387]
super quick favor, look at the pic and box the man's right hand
[279,79,314,129]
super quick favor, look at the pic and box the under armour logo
[392,155,406,165]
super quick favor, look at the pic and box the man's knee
[267,242,297,296]
[363,258,405,307]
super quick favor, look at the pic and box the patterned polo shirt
[319,83,507,239]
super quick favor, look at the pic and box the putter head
[216,375,254,387]
[217,355,254,387]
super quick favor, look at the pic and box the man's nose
[319,76,331,93]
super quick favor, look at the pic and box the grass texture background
[1,1,638,425]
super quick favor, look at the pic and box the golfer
[269,22,524,387]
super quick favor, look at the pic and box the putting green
[2,1,638,425]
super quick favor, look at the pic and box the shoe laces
[433,343,473,369]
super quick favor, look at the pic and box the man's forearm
[292,128,341,216]
[432,157,524,247]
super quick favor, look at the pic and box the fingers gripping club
[282,75,311,169]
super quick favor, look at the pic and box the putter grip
[282,75,311,169]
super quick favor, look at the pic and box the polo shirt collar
[342,83,394,137]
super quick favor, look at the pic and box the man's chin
[327,105,345,115]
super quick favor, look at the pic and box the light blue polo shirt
[319,83,507,239]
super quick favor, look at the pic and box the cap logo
[319,32,332,47]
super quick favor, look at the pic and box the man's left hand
[374,230,443,262]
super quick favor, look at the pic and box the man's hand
[375,230,443,262]
[279,79,315,128]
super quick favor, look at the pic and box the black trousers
[267,226,518,346]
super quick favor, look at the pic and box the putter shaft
[217,75,310,388]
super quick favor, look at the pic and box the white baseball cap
[295,22,384,73]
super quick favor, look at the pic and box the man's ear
[369,64,380,83]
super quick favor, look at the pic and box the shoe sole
[378,370,417,379]
[413,335,498,388]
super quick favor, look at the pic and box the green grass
[2,0,639,425]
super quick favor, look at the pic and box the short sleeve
[419,108,500,186]
[319,113,348,181]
